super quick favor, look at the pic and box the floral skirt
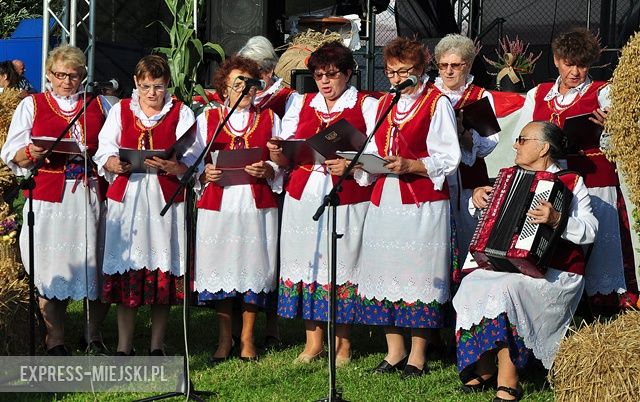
[277,279,358,323]
[102,268,184,308]
[198,289,276,310]
[456,312,532,374]
[356,297,445,329]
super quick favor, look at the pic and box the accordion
[468,167,573,278]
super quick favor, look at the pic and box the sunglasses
[515,136,543,145]
[436,62,466,71]
[312,70,341,80]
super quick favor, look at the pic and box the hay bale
[274,30,342,87]
[550,310,640,401]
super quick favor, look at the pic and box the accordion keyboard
[515,180,554,250]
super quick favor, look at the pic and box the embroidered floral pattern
[456,312,532,373]
[197,288,276,310]
[277,279,358,323]
[356,296,445,328]
[102,268,184,308]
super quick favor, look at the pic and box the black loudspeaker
[291,69,362,94]
[206,0,284,57]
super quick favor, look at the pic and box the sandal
[493,384,523,402]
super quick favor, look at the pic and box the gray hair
[526,121,567,161]
[237,36,278,73]
[434,34,476,65]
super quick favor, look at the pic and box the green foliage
[0,0,40,38]
[154,0,224,114]
[0,0,63,39]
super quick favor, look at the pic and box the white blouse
[93,90,197,182]
[434,75,499,166]
[358,76,461,191]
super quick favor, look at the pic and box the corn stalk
[154,0,224,112]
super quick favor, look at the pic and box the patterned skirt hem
[356,296,446,328]
[277,279,358,323]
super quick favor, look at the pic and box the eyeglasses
[228,80,247,93]
[436,62,466,71]
[138,83,166,93]
[383,66,415,78]
[515,136,544,145]
[50,71,82,81]
[313,70,341,80]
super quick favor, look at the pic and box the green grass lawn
[6,302,555,401]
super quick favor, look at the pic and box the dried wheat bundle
[0,257,32,355]
[274,29,343,87]
[605,32,640,208]
[0,88,22,149]
[550,310,640,401]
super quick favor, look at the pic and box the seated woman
[454,121,598,401]
[512,28,637,314]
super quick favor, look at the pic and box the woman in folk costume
[512,27,637,315]
[1,45,110,355]
[355,37,460,378]
[194,56,281,363]
[238,35,294,119]
[455,121,598,402]
[433,34,499,261]
[268,41,377,365]
[94,55,197,356]
[236,35,293,350]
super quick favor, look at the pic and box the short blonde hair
[434,34,476,66]
[45,45,87,78]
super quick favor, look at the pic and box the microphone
[237,76,266,90]
[88,79,119,90]
[389,75,418,93]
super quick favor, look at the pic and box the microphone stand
[20,92,100,356]
[137,84,254,402]
[312,90,402,402]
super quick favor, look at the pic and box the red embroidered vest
[106,98,185,203]
[454,84,491,189]
[532,81,617,187]
[196,107,278,211]
[550,171,586,275]
[27,92,106,202]
[256,86,293,119]
[285,92,373,205]
[371,83,451,206]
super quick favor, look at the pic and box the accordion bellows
[469,167,573,278]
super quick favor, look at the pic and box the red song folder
[118,148,168,173]
[212,147,264,187]
[31,137,82,155]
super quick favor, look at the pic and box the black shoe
[207,355,230,366]
[372,356,408,374]
[493,384,524,402]
[115,349,136,356]
[460,372,497,393]
[46,345,70,356]
[400,364,427,379]
[149,349,166,356]
[262,335,283,351]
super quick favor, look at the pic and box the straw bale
[605,32,640,209]
[550,310,640,401]
[0,88,20,194]
[274,30,343,87]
